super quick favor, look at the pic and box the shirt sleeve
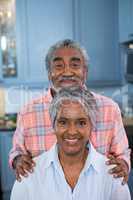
[11,181,29,200]
[110,178,131,200]
[110,103,131,171]
[9,112,28,168]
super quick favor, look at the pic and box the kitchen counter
[0,113,17,133]
[0,127,16,132]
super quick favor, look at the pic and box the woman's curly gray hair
[49,87,97,129]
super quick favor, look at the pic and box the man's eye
[56,64,63,67]
[70,63,81,68]
[53,63,64,69]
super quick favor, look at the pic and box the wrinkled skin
[13,154,36,182]
[106,152,129,185]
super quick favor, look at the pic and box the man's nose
[63,65,73,76]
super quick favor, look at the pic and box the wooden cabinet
[0,132,15,200]
[119,0,133,42]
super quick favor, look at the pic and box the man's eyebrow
[70,57,81,62]
[52,57,63,62]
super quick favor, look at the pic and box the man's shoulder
[20,90,52,114]
[91,91,118,108]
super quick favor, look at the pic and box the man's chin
[60,81,79,87]
[55,83,81,90]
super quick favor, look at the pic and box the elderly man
[11,88,131,200]
[9,39,130,183]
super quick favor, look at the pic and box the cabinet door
[119,0,133,42]
[0,0,20,86]
[15,0,74,88]
[74,0,121,86]
[0,49,3,83]
[0,132,15,193]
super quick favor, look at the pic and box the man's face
[49,47,87,90]
[54,100,91,156]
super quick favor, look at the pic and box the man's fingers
[106,156,129,184]
[113,171,129,185]
[21,156,35,166]
[18,166,28,176]
[23,158,36,168]
[22,162,34,173]
[108,166,122,174]
[106,159,117,165]
[107,154,115,159]
[107,153,117,159]
[31,160,36,167]
[113,171,124,178]
[122,175,129,185]
[15,170,22,182]
[17,156,36,170]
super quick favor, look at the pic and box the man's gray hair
[49,87,97,129]
[45,39,89,73]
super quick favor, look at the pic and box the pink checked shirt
[9,89,130,168]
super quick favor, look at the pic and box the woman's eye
[58,120,67,126]
[78,120,86,127]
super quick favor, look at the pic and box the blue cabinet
[14,0,74,88]
[1,0,123,87]
[74,0,121,86]
[1,0,74,87]
[0,132,15,200]
[119,0,133,42]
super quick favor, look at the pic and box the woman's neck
[58,148,88,167]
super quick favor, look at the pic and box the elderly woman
[11,87,131,200]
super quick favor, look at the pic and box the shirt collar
[43,142,102,174]
[83,142,102,173]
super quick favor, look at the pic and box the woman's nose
[68,123,77,135]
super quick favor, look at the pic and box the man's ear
[84,66,88,82]
[48,71,51,81]
[50,88,56,98]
